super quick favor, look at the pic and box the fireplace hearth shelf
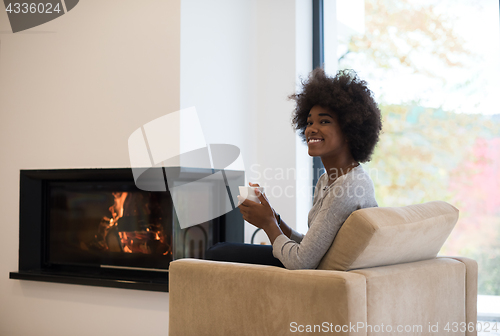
[10,269,169,292]
[11,167,244,292]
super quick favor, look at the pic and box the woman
[206,68,382,269]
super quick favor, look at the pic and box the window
[316,0,500,313]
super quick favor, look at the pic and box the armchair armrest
[437,256,478,336]
[169,259,367,336]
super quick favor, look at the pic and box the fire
[110,192,128,223]
[90,191,172,256]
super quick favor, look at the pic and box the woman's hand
[237,182,277,230]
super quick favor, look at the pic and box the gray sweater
[272,164,378,269]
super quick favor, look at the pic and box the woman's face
[305,105,349,160]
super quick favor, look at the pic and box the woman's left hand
[237,188,277,230]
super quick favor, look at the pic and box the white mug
[238,186,264,204]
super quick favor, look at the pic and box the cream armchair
[168,201,477,336]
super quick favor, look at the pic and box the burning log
[86,191,172,256]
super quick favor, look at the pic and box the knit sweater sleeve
[286,172,324,244]
[289,229,304,243]
[272,169,377,270]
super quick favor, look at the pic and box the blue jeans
[205,242,285,268]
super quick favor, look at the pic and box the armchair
[168,201,477,336]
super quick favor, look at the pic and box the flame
[91,191,172,257]
[110,192,128,223]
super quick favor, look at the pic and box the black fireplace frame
[9,167,244,292]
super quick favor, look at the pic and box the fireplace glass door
[47,181,178,270]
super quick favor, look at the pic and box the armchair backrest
[317,201,459,271]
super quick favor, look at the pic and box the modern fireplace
[10,167,244,292]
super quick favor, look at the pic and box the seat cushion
[317,201,459,271]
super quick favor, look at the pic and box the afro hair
[290,68,382,162]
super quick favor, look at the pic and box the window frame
[312,0,325,198]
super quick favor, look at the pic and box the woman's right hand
[248,182,277,219]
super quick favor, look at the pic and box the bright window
[326,0,500,300]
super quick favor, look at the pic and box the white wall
[0,1,179,335]
[181,0,312,242]
[295,0,314,234]
[251,0,301,240]
[180,1,257,238]
[0,0,313,334]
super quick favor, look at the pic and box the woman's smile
[305,105,348,159]
[307,137,324,145]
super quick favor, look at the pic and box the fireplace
[10,167,244,292]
